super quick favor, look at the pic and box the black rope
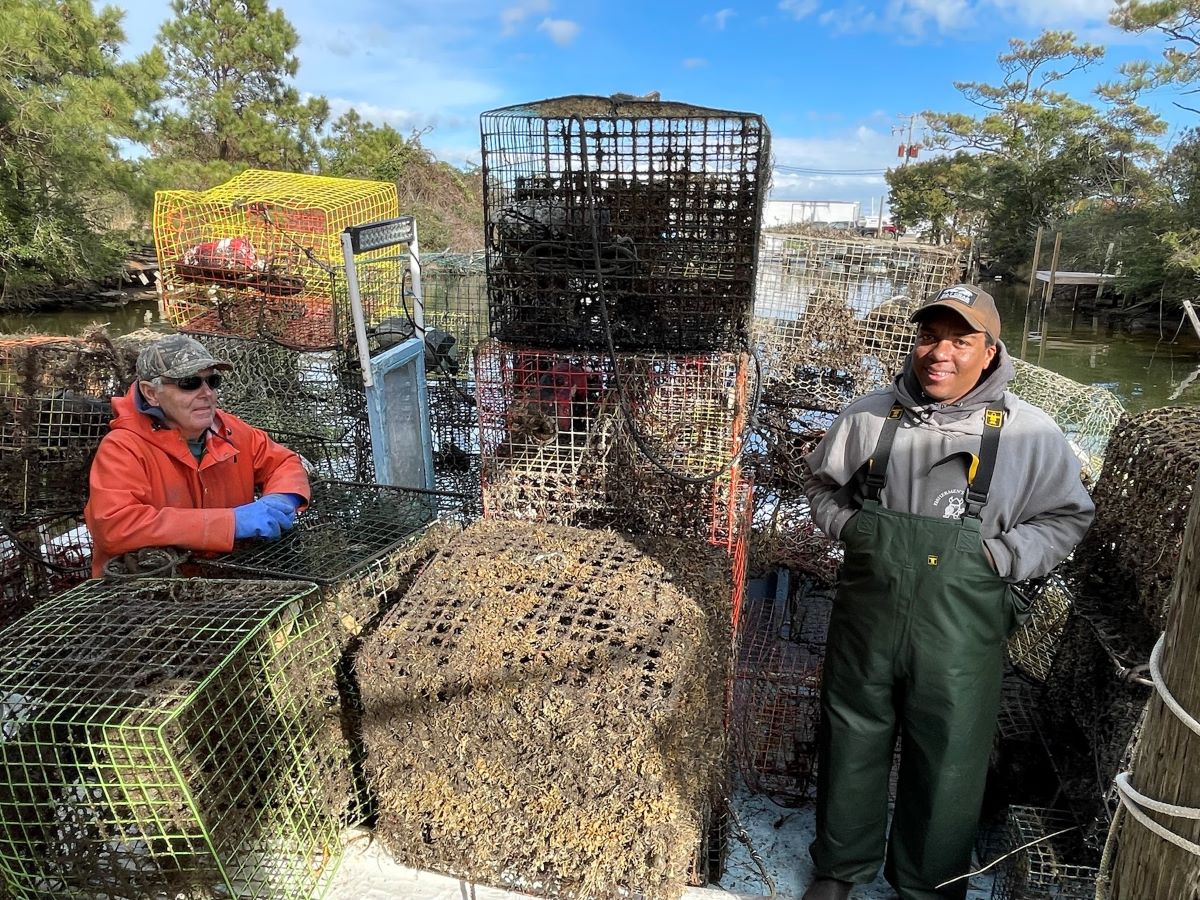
[569,113,763,486]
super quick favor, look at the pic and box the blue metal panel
[366,336,435,490]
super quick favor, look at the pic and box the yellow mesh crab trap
[0,578,351,900]
[154,170,401,350]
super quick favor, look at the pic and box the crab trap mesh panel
[0,513,92,629]
[0,336,134,519]
[1005,572,1075,683]
[481,95,770,351]
[189,333,372,482]
[731,576,831,803]
[476,340,749,545]
[155,169,400,350]
[357,519,733,900]
[1008,357,1125,485]
[990,806,1098,900]
[1069,406,1200,631]
[752,233,960,412]
[198,479,466,585]
[0,578,351,900]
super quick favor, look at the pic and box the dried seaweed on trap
[0,578,349,900]
[357,520,734,900]
[1009,357,1125,485]
[1069,406,1200,630]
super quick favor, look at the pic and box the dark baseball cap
[137,334,233,381]
[911,284,1002,342]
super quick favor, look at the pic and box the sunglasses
[166,373,224,392]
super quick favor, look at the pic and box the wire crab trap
[0,578,351,900]
[1008,358,1125,486]
[357,519,733,900]
[188,333,372,481]
[731,573,831,803]
[0,335,133,520]
[198,479,468,585]
[1069,406,1200,632]
[752,233,960,411]
[425,375,481,516]
[989,806,1099,900]
[0,512,92,628]
[481,95,770,351]
[1005,572,1076,683]
[1036,598,1151,837]
[475,340,749,543]
[155,169,402,351]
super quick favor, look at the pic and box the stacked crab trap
[0,333,143,626]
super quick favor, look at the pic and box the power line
[774,164,888,176]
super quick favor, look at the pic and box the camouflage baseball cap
[136,334,233,381]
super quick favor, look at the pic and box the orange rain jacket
[85,384,311,576]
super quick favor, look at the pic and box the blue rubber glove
[233,498,294,541]
[260,493,303,520]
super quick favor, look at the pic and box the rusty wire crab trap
[357,520,733,900]
[155,170,402,351]
[990,806,1099,899]
[0,335,134,520]
[481,95,770,351]
[731,572,830,803]
[198,479,468,585]
[0,578,351,900]
[752,232,960,412]
[189,333,372,482]
[475,339,750,547]
[0,513,93,629]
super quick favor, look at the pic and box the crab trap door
[367,336,435,491]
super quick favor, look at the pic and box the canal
[2,280,1199,414]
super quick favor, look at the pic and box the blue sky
[111,0,1194,210]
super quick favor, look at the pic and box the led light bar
[345,216,415,254]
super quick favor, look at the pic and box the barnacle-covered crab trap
[481,95,770,351]
[0,578,349,900]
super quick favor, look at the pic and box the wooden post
[1183,300,1200,342]
[1021,226,1044,360]
[1098,240,1115,302]
[1107,471,1200,898]
[1037,232,1062,368]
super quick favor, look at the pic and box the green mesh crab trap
[0,578,351,900]
[482,95,770,351]
[198,479,469,585]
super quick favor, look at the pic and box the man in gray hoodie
[801,284,1095,900]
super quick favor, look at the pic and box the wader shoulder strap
[965,403,1005,519]
[864,403,904,502]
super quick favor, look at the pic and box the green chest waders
[811,403,1018,900]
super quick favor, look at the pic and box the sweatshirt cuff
[983,537,1012,580]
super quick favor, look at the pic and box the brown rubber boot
[802,877,853,900]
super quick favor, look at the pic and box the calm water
[4,282,1199,414]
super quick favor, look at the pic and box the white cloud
[537,17,581,46]
[683,57,709,68]
[703,8,737,29]
[779,0,819,20]
[501,0,553,36]
[768,127,898,204]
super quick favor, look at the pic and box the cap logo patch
[937,286,977,305]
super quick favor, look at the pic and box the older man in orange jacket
[85,334,311,576]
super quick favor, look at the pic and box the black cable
[569,113,763,486]
[0,515,89,576]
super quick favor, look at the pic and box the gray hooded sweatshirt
[804,340,1095,583]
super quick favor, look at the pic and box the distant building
[763,199,861,228]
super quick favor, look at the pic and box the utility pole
[892,113,923,167]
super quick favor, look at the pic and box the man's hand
[234,497,296,540]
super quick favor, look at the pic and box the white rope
[1111,633,1200,859]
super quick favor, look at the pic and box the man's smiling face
[912,308,997,404]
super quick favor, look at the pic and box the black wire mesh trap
[1069,406,1200,632]
[989,806,1098,900]
[198,479,468,585]
[731,575,831,804]
[357,519,733,900]
[481,95,770,351]
[0,512,92,629]
[189,333,372,481]
[0,335,134,519]
[0,578,351,900]
[1005,572,1075,683]
[426,375,481,517]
